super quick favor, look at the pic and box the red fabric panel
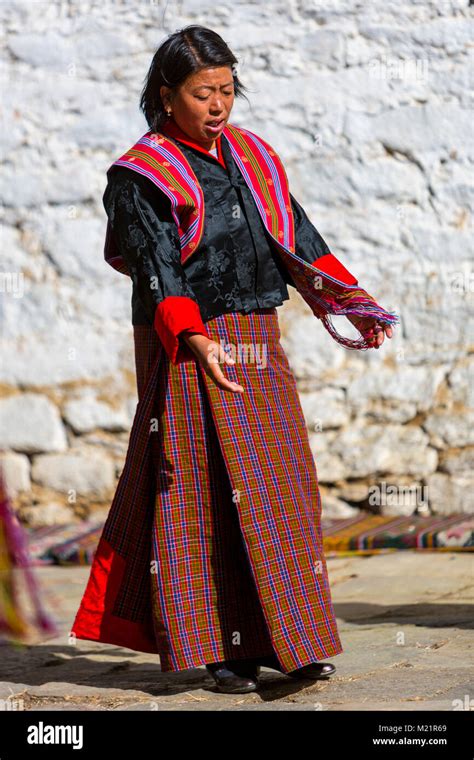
[70,536,159,653]
[311,253,358,286]
[153,296,211,365]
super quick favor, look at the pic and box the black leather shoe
[287,662,336,679]
[205,661,259,693]
[256,653,336,679]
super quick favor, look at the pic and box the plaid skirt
[71,307,343,673]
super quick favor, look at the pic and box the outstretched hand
[346,315,393,349]
[182,333,245,393]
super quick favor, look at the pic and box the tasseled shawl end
[316,283,400,350]
[276,247,400,350]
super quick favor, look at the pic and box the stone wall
[0,0,472,524]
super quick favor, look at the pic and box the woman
[71,25,397,694]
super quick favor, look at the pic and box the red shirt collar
[159,117,226,169]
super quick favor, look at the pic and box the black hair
[139,25,251,132]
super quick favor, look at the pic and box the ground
[1,552,472,711]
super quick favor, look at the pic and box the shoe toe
[215,673,258,693]
[206,662,259,693]
[288,661,336,679]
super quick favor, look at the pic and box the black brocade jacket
[102,120,357,364]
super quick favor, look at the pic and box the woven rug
[321,512,474,556]
[25,520,105,566]
[24,511,473,566]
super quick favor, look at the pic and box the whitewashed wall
[0,0,472,524]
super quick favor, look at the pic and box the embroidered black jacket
[102,120,358,363]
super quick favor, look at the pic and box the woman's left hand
[346,315,393,349]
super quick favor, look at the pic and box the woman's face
[160,66,235,148]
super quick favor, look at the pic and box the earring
[166,108,172,117]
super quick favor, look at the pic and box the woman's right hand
[182,333,245,394]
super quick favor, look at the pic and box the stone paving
[1,552,472,711]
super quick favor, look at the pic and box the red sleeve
[153,296,211,365]
[310,253,358,286]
